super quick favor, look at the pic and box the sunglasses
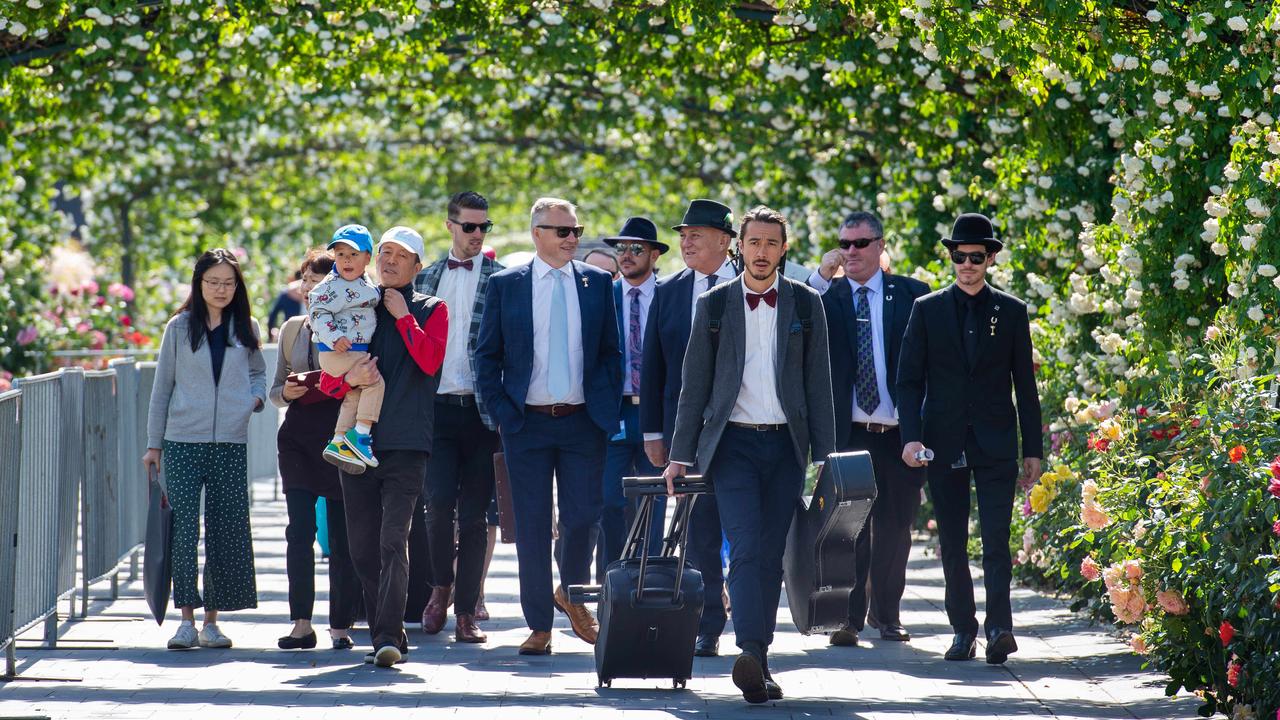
[450,219,494,234]
[838,236,883,250]
[950,250,992,265]
[537,224,585,239]
[615,243,651,256]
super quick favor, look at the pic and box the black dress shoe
[731,652,769,704]
[764,677,783,700]
[332,636,354,650]
[879,624,911,642]
[829,628,859,647]
[944,632,977,661]
[694,634,720,657]
[277,631,317,650]
[985,629,1018,665]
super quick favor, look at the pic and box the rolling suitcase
[782,451,878,634]
[569,476,710,689]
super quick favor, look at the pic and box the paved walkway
[2,478,1199,720]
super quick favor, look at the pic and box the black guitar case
[782,451,878,634]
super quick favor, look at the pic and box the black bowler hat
[941,212,1003,252]
[604,216,669,254]
[672,199,736,238]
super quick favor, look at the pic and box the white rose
[1248,305,1265,322]
[1200,83,1221,99]
[1146,10,1161,21]
[1154,90,1171,106]
[1227,16,1248,31]
[1257,264,1277,277]
[1245,197,1271,217]
[1152,59,1170,74]
[1211,242,1228,255]
[1205,325,1220,341]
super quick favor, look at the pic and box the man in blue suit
[809,211,930,647]
[640,199,739,657]
[596,217,668,575]
[475,197,622,656]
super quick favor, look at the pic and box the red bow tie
[447,258,473,271]
[746,288,778,310]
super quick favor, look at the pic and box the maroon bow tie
[447,258,473,271]
[746,288,778,310]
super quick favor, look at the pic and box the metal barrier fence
[12,369,84,658]
[112,358,146,588]
[247,345,280,488]
[80,370,121,617]
[0,390,22,677]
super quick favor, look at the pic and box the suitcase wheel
[673,678,686,689]
[598,677,611,688]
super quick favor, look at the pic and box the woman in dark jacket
[144,248,266,650]
[272,249,361,650]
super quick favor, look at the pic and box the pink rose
[107,283,135,302]
[1021,496,1033,517]
[1082,502,1111,530]
[1273,519,1280,537]
[0,378,10,392]
[1081,556,1101,582]
[1129,634,1147,654]
[16,325,38,346]
[1124,560,1142,580]
[82,280,99,295]
[1269,477,1280,499]
[1226,657,1242,687]
[1156,589,1189,616]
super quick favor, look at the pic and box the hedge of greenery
[2,3,1278,715]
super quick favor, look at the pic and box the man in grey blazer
[663,206,837,704]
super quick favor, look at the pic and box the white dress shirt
[846,271,898,425]
[621,273,657,395]
[691,259,737,321]
[729,274,788,425]
[436,252,482,395]
[526,256,585,405]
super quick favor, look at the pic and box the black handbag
[143,467,173,625]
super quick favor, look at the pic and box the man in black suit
[640,199,738,657]
[810,211,929,647]
[896,213,1043,665]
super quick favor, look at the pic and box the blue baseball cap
[328,224,374,254]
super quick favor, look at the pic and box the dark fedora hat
[604,216,669,254]
[672,199,736,238]
[941,212,1003,252]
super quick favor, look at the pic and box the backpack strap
[707,286,729,357]
[795,283,813,339]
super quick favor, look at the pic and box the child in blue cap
[309,224,385,471]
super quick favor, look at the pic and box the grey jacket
[669,276,837,473]
[147,312,268,449]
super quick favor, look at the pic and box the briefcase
[492,452,516,544]
[782,451,877,634]
[568,477,710,689]
[143,468,173,625]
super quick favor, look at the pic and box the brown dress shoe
[454,614,487,644]
[422,585,451,635]
[829,628,859,647]
[553,586,599,645]
[518,630,552,655]
[475,595,490,622]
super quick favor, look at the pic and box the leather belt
[727,421,787,432]
[526,403,585,418]
[436,394,476,407]
[852,421,898,434]
[623,395,641,405]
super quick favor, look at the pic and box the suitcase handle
[630,493,698,605]
[622,476,712,498]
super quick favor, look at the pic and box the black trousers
[404,497,433,623]
[844,426,926,630]
[284,489,360,628]
[423,400,500,616]
[341,450,426,651]
[927,452,1018,636]
[688,493,727,638]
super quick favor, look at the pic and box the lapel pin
[581,275,589,288]
[885,295,893,302]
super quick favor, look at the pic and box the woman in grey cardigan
[143,248,267,650]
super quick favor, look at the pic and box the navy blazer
[822,273,930,449]
[639,268,700,444]
[475,260,622,436]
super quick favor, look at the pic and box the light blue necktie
[548,268,571,401]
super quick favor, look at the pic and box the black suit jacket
[639,268,699,444]
[896,283,1043,466]
[822,273,930,449]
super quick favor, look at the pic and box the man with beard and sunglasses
[663,206,835,704]
[413,191,504,643]
[807,212,931,648]
[475,197,621,656]
[896,212,1043,666]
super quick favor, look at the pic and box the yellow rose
[1030,485,1050,513]
[1099,417,1122,441]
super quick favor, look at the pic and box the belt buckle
[550,404,566,418]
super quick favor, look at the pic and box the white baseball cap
[378,226,425,262]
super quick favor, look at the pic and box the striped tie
[854,286,880,415]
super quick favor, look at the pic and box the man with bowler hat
[597,217,668,573]
[663,206,836,704]
[896,212,1043,665]
[640,198,739,657]
[810,211,931,646]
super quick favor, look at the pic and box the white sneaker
[198,623,233,648]
[167,621,198,650]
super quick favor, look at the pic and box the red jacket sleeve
[318,371,350,399]
[397,302,448,376]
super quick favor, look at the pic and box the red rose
[1189,418,1201,429]
[1269,478,1280,499]
[1270,456,1280,480]
[120,315,132,327]
[1219,620,1235,646]
[1226,658,1242,687]
[1228,445,1246,463]
[1152,429,1166,440]
[1272,519,1280,537]
[1167,425,1180,437]
[1137,406,1149,418]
